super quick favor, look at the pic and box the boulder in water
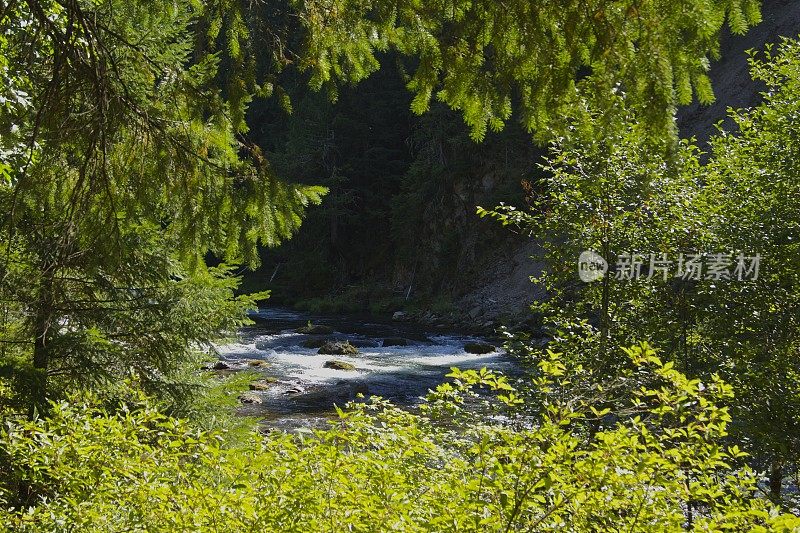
[212,361,232,370]
[295,323,334,335]
[464,342,496,354]
[301,338,329,349]
[318,341,359,355]
[382,337,408,347]
[324,360,356,371]
[245,359,270,368]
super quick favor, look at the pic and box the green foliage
[1,1,325,266]
[698,37,800,488]
[297,0,761,143]
[484,37,800,506]
[2,344,798,531]
[247,65,416,298]
[480,105,706,387]
[0,0,325,411]
[0,253,264,411]
[389,104,538,295]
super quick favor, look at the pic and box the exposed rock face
[323,360,356,371]
[464,342,496,354]
[318,341,359,355]
[456,240,547,324]
[392,311,408,321]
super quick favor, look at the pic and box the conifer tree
[296,0,762,143]
[0,1,324,410]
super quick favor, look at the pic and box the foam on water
[215,311,514,431]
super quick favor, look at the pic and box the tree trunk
[29,272,54,417]
[769,458,783,506]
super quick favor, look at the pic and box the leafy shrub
[1,344,797,531]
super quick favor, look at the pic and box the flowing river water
[216,308,518,431]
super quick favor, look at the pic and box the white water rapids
[215,308,516,431]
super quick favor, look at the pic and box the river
[215,308,517,431]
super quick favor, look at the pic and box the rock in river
[464,342,496,354]
[323,360,356,371]
[318,341,359,355]
[382,337,408,347]
[301,338,329,349]
[295,323,334,335]
[349,339,381,348]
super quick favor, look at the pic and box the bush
[1,344,798,531]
